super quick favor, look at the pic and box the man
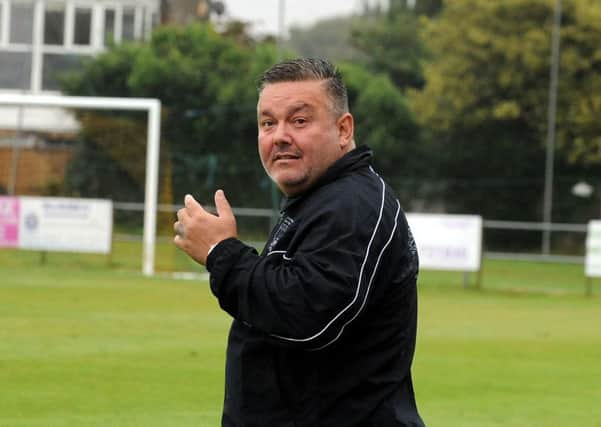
[174,58,424,427]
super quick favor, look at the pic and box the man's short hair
[257,57,349,117]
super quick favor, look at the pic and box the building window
[44,3,65,45]
[0,51,31,89]
[42,53,84,91]
[122,7,135,41]
[9,2,34,44]
[104,8,115,45]
[73,7,91,45]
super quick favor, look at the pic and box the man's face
[257,80,353,197]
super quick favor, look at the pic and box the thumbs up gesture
[173,189,237,265]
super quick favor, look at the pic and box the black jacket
[207,146,424,427]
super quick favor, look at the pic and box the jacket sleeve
[206,195,402,351]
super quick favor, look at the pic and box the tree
[60,43,148,214]
[339,63,436,208]
[59,19,442,220]
[413,0,443,17]
[350,0,429,90]
[61,23,278,213]
[410,0,601,223]
[285,16,367,64]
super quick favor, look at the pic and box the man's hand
[173,189,237,265]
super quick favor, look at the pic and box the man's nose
[273,123,291,145]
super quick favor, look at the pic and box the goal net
[0,94,161,276]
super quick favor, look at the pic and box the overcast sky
[221,0,386,36]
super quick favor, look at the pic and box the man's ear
[337,113,354,149]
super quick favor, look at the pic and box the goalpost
[0,94,162,276]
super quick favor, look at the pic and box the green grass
[0,266,226,426]
[0,239,206,274]
[1,255,600,426]
[414,287,601,426]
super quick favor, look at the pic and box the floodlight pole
[278,0,286,52]
[542,0,562,255]
[268,0,287,228]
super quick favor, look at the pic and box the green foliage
[413,0,601,159]
[340,63,432,205]
[351,5,427,89]
[285,16,367,63]
[410,0,601,221]
[413,0,443,17]
[60,20,430,210]
[284,6,429,204]
[61,23,278,208]
[555,0,601,165]
[60,42,140,97]
[60,42,150,204]
[64,130,143,201]
[57,1,601,225]
[412,0,553,133]
[288,1,433,91]
[127,24,276,206]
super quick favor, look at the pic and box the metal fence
[113,203,591,265]
[483,219,587,263]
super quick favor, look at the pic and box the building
[0,0,227,195]
[0,0,159,93]
[0,0,160,194]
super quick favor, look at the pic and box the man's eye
[293,118,307,126]
[261,120,274,128]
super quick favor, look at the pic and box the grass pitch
[1,248,600,426]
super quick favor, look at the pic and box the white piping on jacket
[269,175,389,346]
[266,250,293,261]
[267,250,287,256]
[310,200,401,350]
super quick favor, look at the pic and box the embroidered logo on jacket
[267,215,294,252]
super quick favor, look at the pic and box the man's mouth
[273,153,300,162]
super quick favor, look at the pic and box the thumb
[184,193,202,214]
[215,189,234,219]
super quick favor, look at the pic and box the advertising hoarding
[0,196,112,254]
[585,220,601,277]
[406,213,482,272]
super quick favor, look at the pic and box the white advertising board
[18,197,113,254]
[585,220,601,277]
[406,213,482,272]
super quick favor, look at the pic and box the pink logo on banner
[0,196,20,247]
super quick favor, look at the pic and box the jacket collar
[280,145,373,212]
